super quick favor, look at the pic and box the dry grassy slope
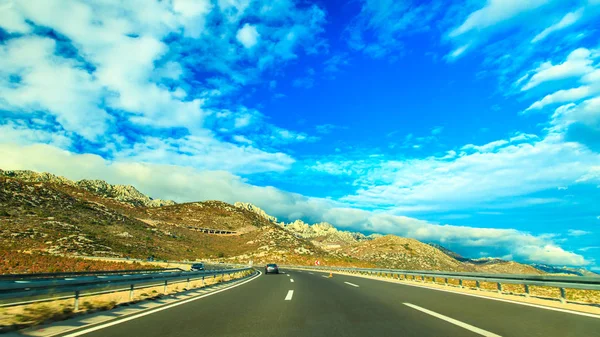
[335,235,477,272]
[131,201,272,232]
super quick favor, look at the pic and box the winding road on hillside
[49,269,599,337]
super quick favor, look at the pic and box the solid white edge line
[60,271,261,337]
[404,303,501,337]
[290,279,294,283]
[286,268,600,319]
[344,282,359,287]
[285,290,294,301]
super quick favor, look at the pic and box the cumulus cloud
[236,23,260,48]
[0,143,590,267]
[0,0,326,176]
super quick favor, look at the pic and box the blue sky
[1,0,599,270]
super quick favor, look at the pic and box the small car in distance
[190,263,205,271]
[265,263,279,274]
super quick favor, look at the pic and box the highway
[54,268,599,337]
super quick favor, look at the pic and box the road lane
[52,269,599,337]
[305,269,600,337]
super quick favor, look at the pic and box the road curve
[54,268,599,337]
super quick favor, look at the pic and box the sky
[0,0,599,270]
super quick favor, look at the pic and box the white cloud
[342,133,600,210]
[0,36,112,140]
[431,126,444,135]
[0,0,327,179]
[0,0,31,33]
[236,23,260,48]
[532,8,584,43]
[579,246,600,252]
[0,121,72,148]
[575,166,600,184]
[115,134,295,175]
[551,96,600,130]
[521,48,595,91]
[461,140,508,153]
[525,86,596,111]
[449,0,550,38]
[232,135,253,145]
[346,0,440,58]
[568,229,592,236]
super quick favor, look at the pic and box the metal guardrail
[0,268,184,281]
[283,265,600,303]
[0,267,254,309]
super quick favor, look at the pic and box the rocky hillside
[0,173,367,267]
[1,169,551,274]
[0,170,175,207]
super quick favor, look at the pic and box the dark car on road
[190,263,205,271]
[265,263,279,274]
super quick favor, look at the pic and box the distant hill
[532,264,599,276]
[429,244,546,275]
[428,243,464,260]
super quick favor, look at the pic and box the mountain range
[0,169,595,275]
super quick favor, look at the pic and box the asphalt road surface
[57,269,599,337]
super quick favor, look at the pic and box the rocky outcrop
[0,169,76,186]
[0,169,175,207]
[76,179,175,207]
[232,202,380,249]
[234,202,278,223]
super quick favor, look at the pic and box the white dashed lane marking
[344,282,359,287]
[285,290,294,301]
[404,303,501,337]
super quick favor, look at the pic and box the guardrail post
[476,280,480,290]
[560,288,566,303]
[459,279,463,288]
[497,282,502,293]
[164,280,168,294]
[129,284,134,301]
[202,276,205,287]
[186,278,190,290]
[524,284,530,297]
[74,290,80,311]
[444,278,448,286]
